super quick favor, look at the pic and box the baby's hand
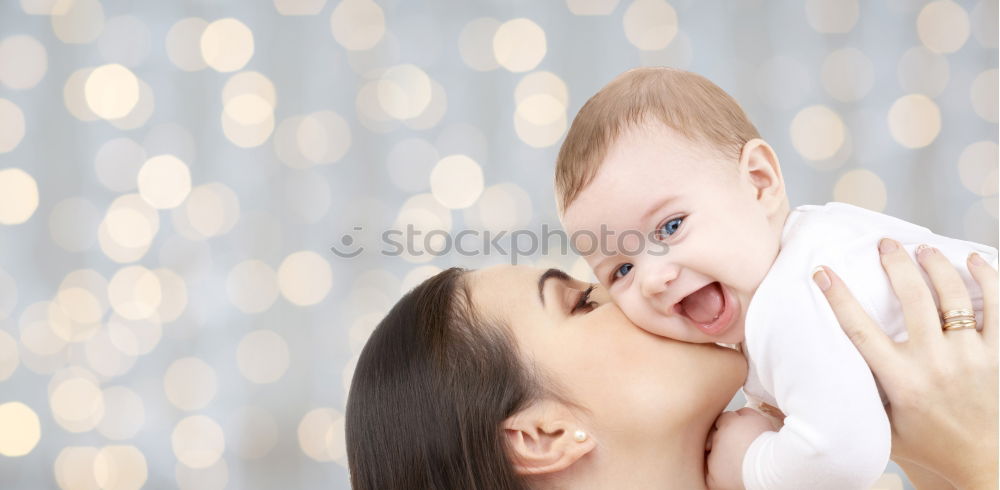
[705,407,775,490]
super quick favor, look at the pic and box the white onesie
[740,202,998,490]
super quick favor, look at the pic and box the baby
[555,67,998,490]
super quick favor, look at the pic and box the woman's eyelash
[572,285,596,313]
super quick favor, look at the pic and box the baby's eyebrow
[537,268,570,305]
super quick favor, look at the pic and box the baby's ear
[738,138,785,215]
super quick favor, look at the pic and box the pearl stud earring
[573,430,588,442]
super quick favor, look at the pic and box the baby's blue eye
[613,263,633,280]
[658,217,685,239]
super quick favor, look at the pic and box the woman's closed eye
[655,215,686,241]
[571,285,597,314]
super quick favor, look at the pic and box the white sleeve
[741,253,890,490]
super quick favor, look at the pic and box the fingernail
[970,253,987,266]
[916,244,936,257]
[879,238,898,254]
[812,266,831,291]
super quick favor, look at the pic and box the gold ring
[943,319,978,331]
[942,309,975,320]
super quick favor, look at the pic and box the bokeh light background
[0,0,996,488]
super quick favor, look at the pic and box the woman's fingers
[914,245,976,338]
[878,238,941,342]
[968,253,998,348]
[813,266,896,377]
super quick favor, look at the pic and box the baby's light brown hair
[555,67,761,213]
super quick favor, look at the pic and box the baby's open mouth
[676,282,735,336]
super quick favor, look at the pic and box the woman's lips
[676,282,737,337]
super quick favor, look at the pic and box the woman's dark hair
[346,267,540,490]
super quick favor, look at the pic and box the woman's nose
[640,262,679,298]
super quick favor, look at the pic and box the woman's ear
[502,400,596,476]
[738,138,786,216]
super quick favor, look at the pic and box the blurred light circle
[86,330,136,378]
[107,314,162,357]
[971,1,998,48]
[403,79,448,130]
[394,194,453,252]
[55,287,102,324]
[20,0,71,15]
[97,15,151,67]
[0,98,26,153]
[172,415,225,469]
[97,387,145,441]
[137,155,191,209]
[0,167,39,225]
[102,194,159,251]
[166,18,209,71]
[296,110,352,164]
[200,18,255,72]
[274,0,327,15]
[95,138,145,192]
[84,64,140,120]
[790,105,845,161]
[224,94,272,125]
[93,445,147,490]
[805,0,858,33]
[107,79,155,131]
[164,357,218,411]
[970,69,998,123]
[623,0,678,50]
[221,109,275,148]
[50,377,105,432]
[64,68,99,121]
[516,71,569,107]
[820,48,874,102]
[917,1,970,54]
[236,329,290,384]
[464,182,533,232]
[298,408,344,461]
[181,183,241,239]
[386,137,438,192]
[229,406,279,460]
[175,459,229,490]
[153,268,187,323]
[0,267,16,320]
[19,301,68,356]
[330,0,385,51]
[48,296,101,344]
[430,155,485,209]
[459,17,501,71]
[567,0,621,15]
[283,170,331,224]
[515,95,569,147]
[887,94,941,149]
[755,56,812,111]
[833,169,887,212]
[493,18,547,72]
[222,71,276,107]
[0,35,47,90]
[51,0,104,44]
[277,251,333,306]
[54,446,100,490]
[896,47,950,97]
[958,142,999,197]
[0,330,18,381]
[376,64,433,120]
[0,402,40,456]
[355,80,397,133]
[108,265,162,321]
[227,260,279,314]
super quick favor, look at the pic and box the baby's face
[561,122,781,344]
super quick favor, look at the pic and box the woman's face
[467,265,748,460]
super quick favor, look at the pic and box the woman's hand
[812,239,998,489]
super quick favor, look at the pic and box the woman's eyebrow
[538,268,570,306]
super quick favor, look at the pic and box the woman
[346,247,997,489]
